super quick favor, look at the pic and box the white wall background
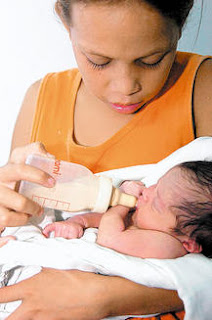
[0,0,211,166]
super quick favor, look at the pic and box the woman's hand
[0,269,112,320]
[0,235,16,247]
[0,142,55,227]
[0,268,183,320]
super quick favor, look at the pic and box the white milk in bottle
[19,155,137,213]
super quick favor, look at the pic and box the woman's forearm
[0,269,184,319]
[102,275,184,317]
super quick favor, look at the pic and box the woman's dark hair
[174,161,212,258]
[56,0,194,29]
[142,0,194,29]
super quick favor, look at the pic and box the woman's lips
[110,102,142,114]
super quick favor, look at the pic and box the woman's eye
[87,58,110,70]
[135,55,165,69]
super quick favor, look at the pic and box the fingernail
[47,177,56,186]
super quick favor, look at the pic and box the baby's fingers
[120,180,146,197]
[42,223,55,237]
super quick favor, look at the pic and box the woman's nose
[112,65,141,96]
[116,78,141,96]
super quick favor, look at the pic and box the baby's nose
[142,187,149,201]
[142,185,155,201]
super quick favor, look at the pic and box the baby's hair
[174,161,212,258]
[56,0,194,29]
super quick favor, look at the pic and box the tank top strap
[31,69,82,160]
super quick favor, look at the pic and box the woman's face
[68,2,180,114]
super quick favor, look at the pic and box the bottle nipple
[110,187,137,208]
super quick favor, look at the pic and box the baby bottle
[19,155,137,213]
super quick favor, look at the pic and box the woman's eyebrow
[80,46,111,59]
[86,51,111,59]
[81,45,171,60]
[136,48,172,60]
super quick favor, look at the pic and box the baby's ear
[182,238,202,253]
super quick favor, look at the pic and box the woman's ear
[55,2,71,34]
[182,238,202,253]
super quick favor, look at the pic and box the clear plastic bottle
[19,155,137,213]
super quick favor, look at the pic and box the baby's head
[172,161,212,258]
[134,161,212,257]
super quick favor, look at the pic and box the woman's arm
[11,79,41,150]
[193,58,212,137]
[0,268,183,320]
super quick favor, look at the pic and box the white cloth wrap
[1,137,212,320]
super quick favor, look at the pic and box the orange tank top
[31,52,210,173]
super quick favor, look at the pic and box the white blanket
[1,137,212,320]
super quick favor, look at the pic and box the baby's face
[133,167,197,233]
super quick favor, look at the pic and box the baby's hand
[43,221,84,239]
[120,180,146,198]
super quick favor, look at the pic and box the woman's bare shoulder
[11,79,42,150]
[193,58,212,137]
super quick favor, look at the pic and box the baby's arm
[43,212,103,239]
[97,205,131,247]
[97,206,187,259]
[43,180,144,239]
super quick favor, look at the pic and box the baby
[43,161,212,259]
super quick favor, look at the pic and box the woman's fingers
[0,163,55,188]
[0,236,16,247]
[0,205,35,227]
[0,161,56,226]
[0,185,43,214]
[9,142,54,164]
[0,280,24,303]
[0,143,56,228]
